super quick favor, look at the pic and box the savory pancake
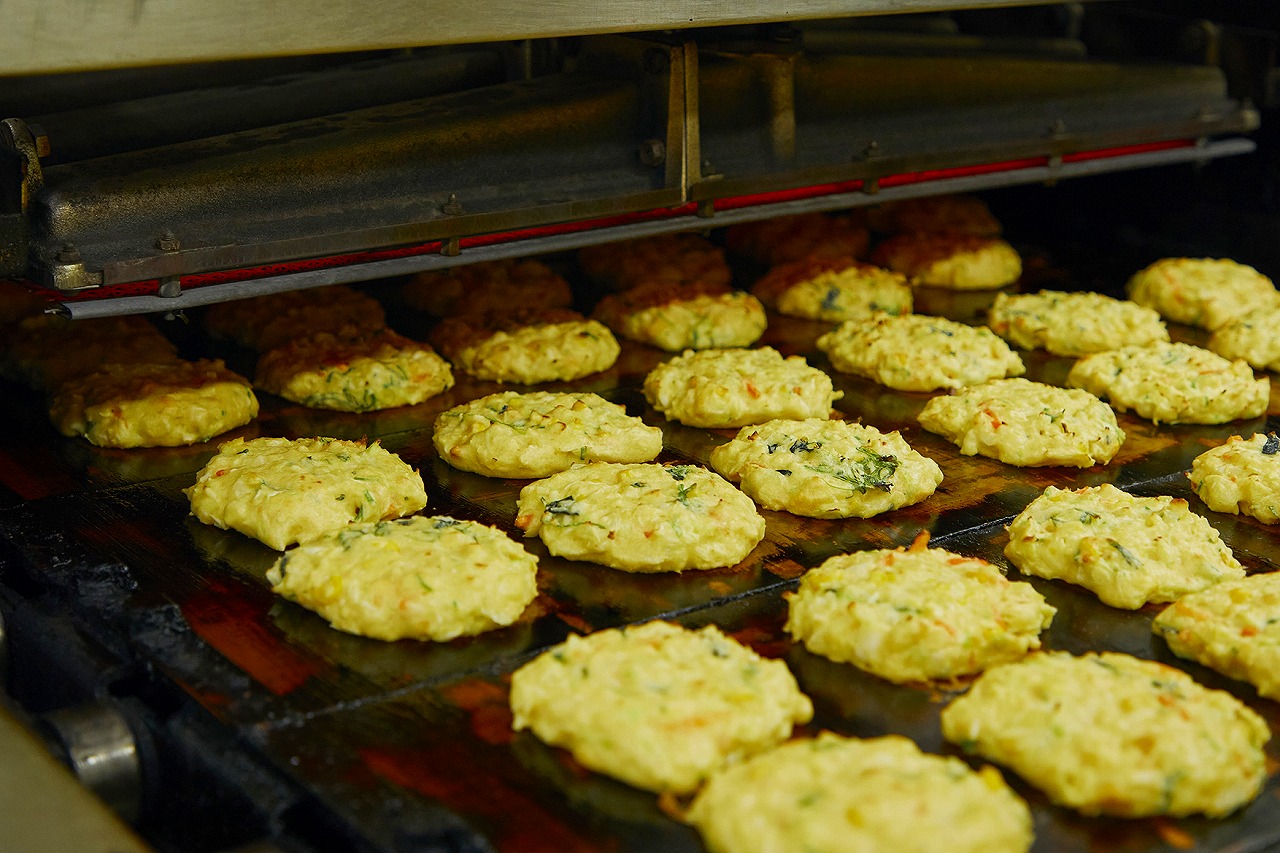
[430,308,620,384]
[750,256,912,322]
[255,326,453,412]
[49,359,257,448]
[987,290,1169,356]
[1067,342,1268,425]
[643,347,841,429]
[709,418,942,518]
[1188,433,1280,523]
[509,620,812,794]
[816,313,1024,392]
[786,537,1054,683]
[186,436,428,550]
[265,515,538,641]
[515,462,765,572]
[1126,257,1278,331]
[403,257,573,317]
[1004,484,1244,609]
[917,378,1123,467]
[941,651,1270,817]
[688,733,1033,853]
[872,234,1021,289]
[433,390,663,478]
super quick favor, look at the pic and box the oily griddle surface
[1,286,1279,853]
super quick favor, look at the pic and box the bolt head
[638,139,666,167]
[155,232,181,252]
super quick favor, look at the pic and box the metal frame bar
[54,136,1255,319]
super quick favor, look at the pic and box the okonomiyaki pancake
[592,286,766,351]
[1004,484,1244,610]
[866,194,1002,237]
[723,211,870,266]
[708,418,942,518]
[577,232,731,291]
[515,462,764,572]
[941,651,1270,817]
[6,314,180,389]
[203,285,386,351]
[816,313,1024,392]
[430,307,620,384]
[1067,342,1268,425]
[265,515,538,642]
[1126,257,1278,331]
[186,436,428,550]
[255,325,454,412]
[688,733,1033,853]
[1152,571,1280,701]
[987,290,1169,356]
[509,620,812,794]
[750,256,912,322]
[917,378,1123,468]
[872,234,1021,289]
[432,390,663,478]
[1208,304,1280,372]
[785,539,1054,683]
[49,359,258,448]
[1188,432,1280,524]
[643,347,840,429]
[403,257,573,317]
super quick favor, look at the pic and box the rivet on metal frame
[638,139,666,167]
[440,193,464,216]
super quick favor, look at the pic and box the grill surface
[1,206,1279,851]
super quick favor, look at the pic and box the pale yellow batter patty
[871,234,1022,289]
[48,360,258,448]
[430,308,620,384]
[709,419,942,518]
[1004,484,1244,610]
[255,326,454,412]
[403,258,573,317]
[592,287,767,351]
[509,620,812,794]
[433,390,663,479]
[987,290,1169,356]
[643,347,841,429]
[750,256,913,322]
[203,285,387,351]
[866,194,1002,237]
[515,462,765,572]
[1153,571,1280,701]
[6,314,180,389]
[1189,433,1280,523]
[265,515,537,642]
[578,232,732,291]
[1126,257,1279,330]
[786,538,1054,683]
[917,378,1123,467]
[941,651,1270,818]
[1208,305,1280,372]
[1067,342,1269,425]
[816,313,1024,392]
[186,436,428,550]
[688,732,1033,853]
[723,212,870,266]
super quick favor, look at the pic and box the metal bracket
[0,118,45,277]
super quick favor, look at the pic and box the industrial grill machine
[2,2,1279,851]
